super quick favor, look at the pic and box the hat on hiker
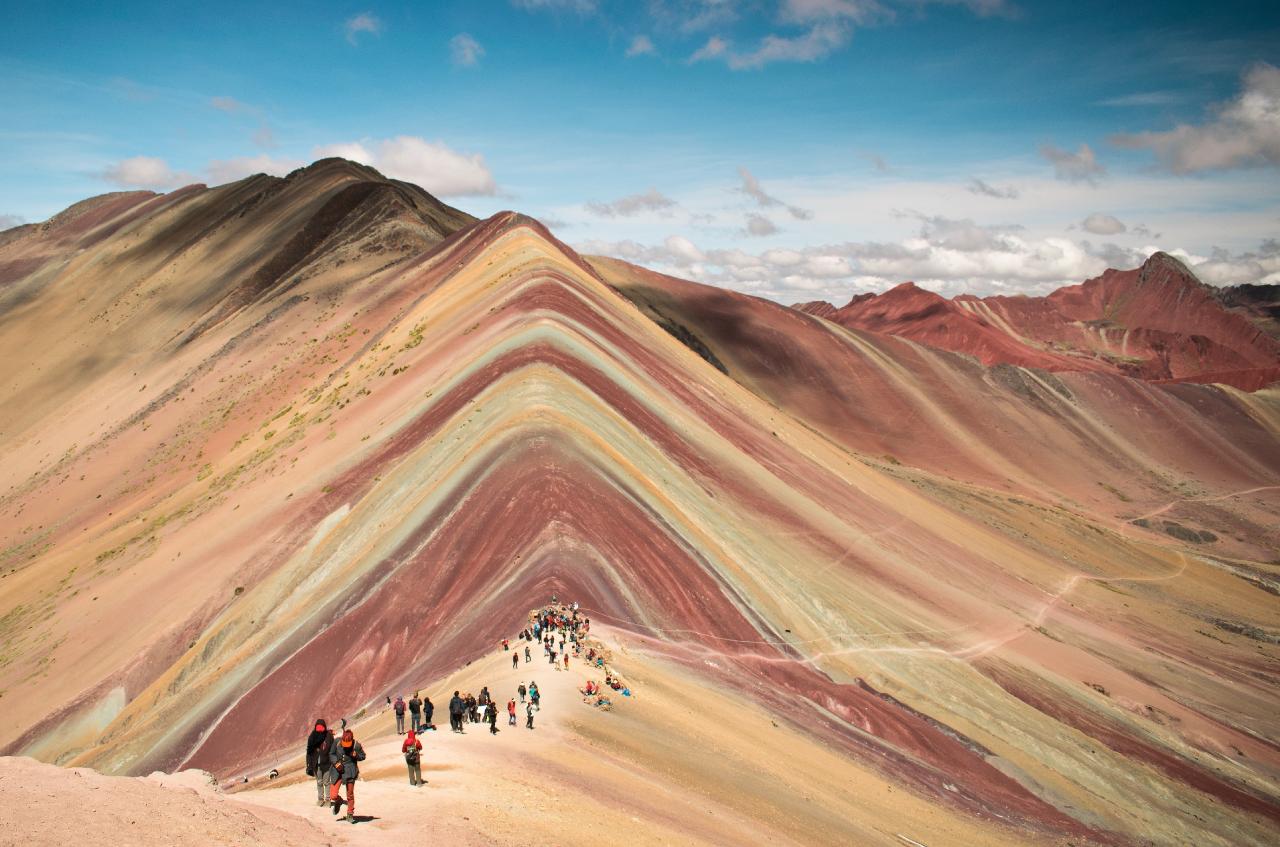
[341,729,354,746]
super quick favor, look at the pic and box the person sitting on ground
[305,719,332,808]
[402,729,424,786]
[328,729,366,824]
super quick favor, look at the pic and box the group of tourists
[301,596,611,826]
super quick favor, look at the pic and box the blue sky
[2,0,1278,301]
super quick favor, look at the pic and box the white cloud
[916,0,1019,18]
[744,213,778,236]
[586,188,677,218]
[737,166,812,219]
[313,142,375,164]
[344,12,383,45]
[1040,142,1106,184]
[1112,62,1280,174]
[1095,91,1182,108]
[252,125,277,149]
[1191,239,1280,286]
[100,156,197,190]
[967,178,1018,199]
[626,35,656,57]
[0,214,24,230]
[207,154,303,185]
[511,0,597,12]
[780,0,887,24]
[450,33,485,67]
[374,137,495,196]
[210,96,247,113]
[1080,213,1126,235]
[726,23,851,70]
[689,35,728,63]
[651,0,740,33]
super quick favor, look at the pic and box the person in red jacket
[507,698,516,726]
[402,729,424,786]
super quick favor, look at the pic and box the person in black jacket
[422,695,435,730]
[448,691,465,733]
[305,719,332,807]
[408,693,422,733]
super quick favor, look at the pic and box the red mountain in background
[796,253,1280,391]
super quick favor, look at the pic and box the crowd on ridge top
[302,597,631,824]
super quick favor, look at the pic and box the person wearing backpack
[525,700,535,729]
[518,683,527,703]
[402,729,424,786]
[408,693,422,732]
[328,729,366,823]
[448,691,465,733]
[393,695,407,734]
[422,695,435,730]
[304,719,332,807]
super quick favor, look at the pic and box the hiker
[477,701,488,726]
[394,695,407,734]
[529,681,540,709]
[507,698,517,726]
[526,701,535,729]
[305,719,332,807]
[488,701,499,735]
[408,693,422,732]
[449,691,465,733]
[328,729,366,824]
[422,695,435,730]
[512,651,519,669]
[518,683,526,702]
[563,653,569,670]
[524,645,531,664]
[402,729,424,786]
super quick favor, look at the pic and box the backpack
[404,745,420,764]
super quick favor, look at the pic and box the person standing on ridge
[518,682,527,703]
[402,729,424,786]
[422,695,435,730]
[512,651,519,670]
[328,729,366,824]
[524,645,531,664]
[529,680,540,710]
[408,692,422,733]
[488,700,500,735]
[393,695,407,734]
[449,691,465,733]
[507,698,517,726]
[525,700,535,729]
[305,719,332,807]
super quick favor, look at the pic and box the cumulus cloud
[737,167,812,220]
[1191,239,1280,286]
[585,188,678,218]
[207,154,304,185]
[1080,213,1126,235]
[344,12,383,45]
[967,178,1018,199]
[1112,62,1280,173]
[744,213,779,236]
[625,35,656,57]
[651,0,740,33]
[0,214,25,230]
[450,33,485,67]
[313,136,497,196]
[100,156,197,190]
[1040,142,1106,184]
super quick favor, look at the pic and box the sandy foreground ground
[0,626,1060,847]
